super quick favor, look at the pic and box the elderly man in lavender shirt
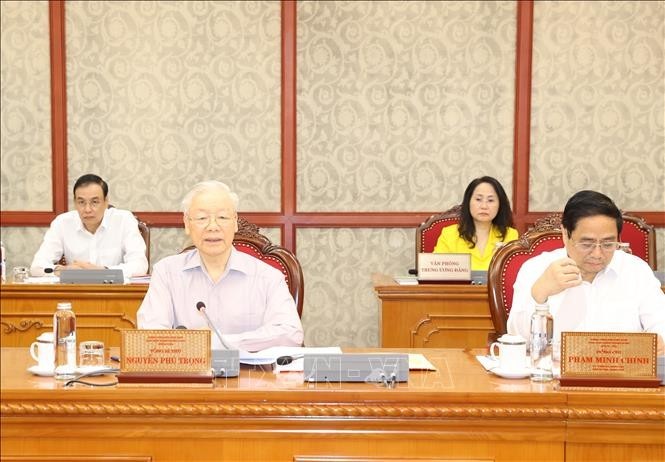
[137,181,303,352]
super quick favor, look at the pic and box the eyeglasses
[187,215,234,228]
[570,239,620,253]
[75,199,104,210]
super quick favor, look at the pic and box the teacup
[490,334,527,371]
[30,332,55,370]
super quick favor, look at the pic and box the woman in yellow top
[434,176,518,271]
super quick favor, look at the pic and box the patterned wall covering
[297,1,517,212]
[297,227,413,347]
[65,0,282,212]
[529,1,665,211]
[1,227,45,274]
[0,1,52,211]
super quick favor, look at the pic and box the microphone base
[211,349,240,377]
[303,353,409,384]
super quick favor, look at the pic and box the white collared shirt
[507,248,665,343]
[136,247,304,352]
[30,208,148,277]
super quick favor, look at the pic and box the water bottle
[53,302,77,379]
[1,240,6,283]
[530,303,553,382]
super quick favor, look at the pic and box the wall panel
[297,227,412,346]
[529,1,665,211]
[0,1,52,211]
[297,1,517,212]
[65,0,282,212]
[0,228,46,275]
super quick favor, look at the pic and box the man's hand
[69,260,103,269]
[531,257,582,303]
[54,261,103,274]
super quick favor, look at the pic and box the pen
[110,355,120,362]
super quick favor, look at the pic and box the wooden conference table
[373,274,495,349]
[2,347,663,462]
[0,282,148,347]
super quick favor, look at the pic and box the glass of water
[79,340,105,367]
[12,266,28,283]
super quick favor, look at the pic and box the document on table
[408,353,437,371]
[476,354,561,378]
[24,276,59,284]
[476,355,498,372]
[129,275,151,284]
[393,275,418,285]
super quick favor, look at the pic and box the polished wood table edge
[2,348,663,422]
[5,399,660,423]
[0,282,149,297]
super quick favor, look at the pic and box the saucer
[490,367,531,379]
[27,365,54,377]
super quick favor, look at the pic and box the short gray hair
[181,180,240,215]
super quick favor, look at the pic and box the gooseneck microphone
[196,301,232,350]
[275,355,304,366]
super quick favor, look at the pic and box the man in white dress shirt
[30,174,148,277]
[507,190,665,353]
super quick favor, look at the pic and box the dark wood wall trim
[1,0,663,245]
[118,212,436,229]
[512,0,533,232]
[49,0,68,215]
[281,0,297,249]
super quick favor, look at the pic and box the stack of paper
[129,275,151,284]
[393,276,418,285]
[24,276,59,284]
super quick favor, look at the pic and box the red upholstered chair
[136,217,151,270]
[487,231,563,336]
[182,218,304,318]
[415,205,462,268]
[615,214,656,270]
[529,212,656,270]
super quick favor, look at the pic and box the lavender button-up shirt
[137,247,303,352]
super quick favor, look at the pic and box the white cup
[490,334,527,371]
[30,332,55,370]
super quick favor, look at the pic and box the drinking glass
[79,340,105,367]
[12,266,28,283]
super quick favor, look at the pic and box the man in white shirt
[137,180,303,352]
[30,174,148,278]
[507,190,665,352]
